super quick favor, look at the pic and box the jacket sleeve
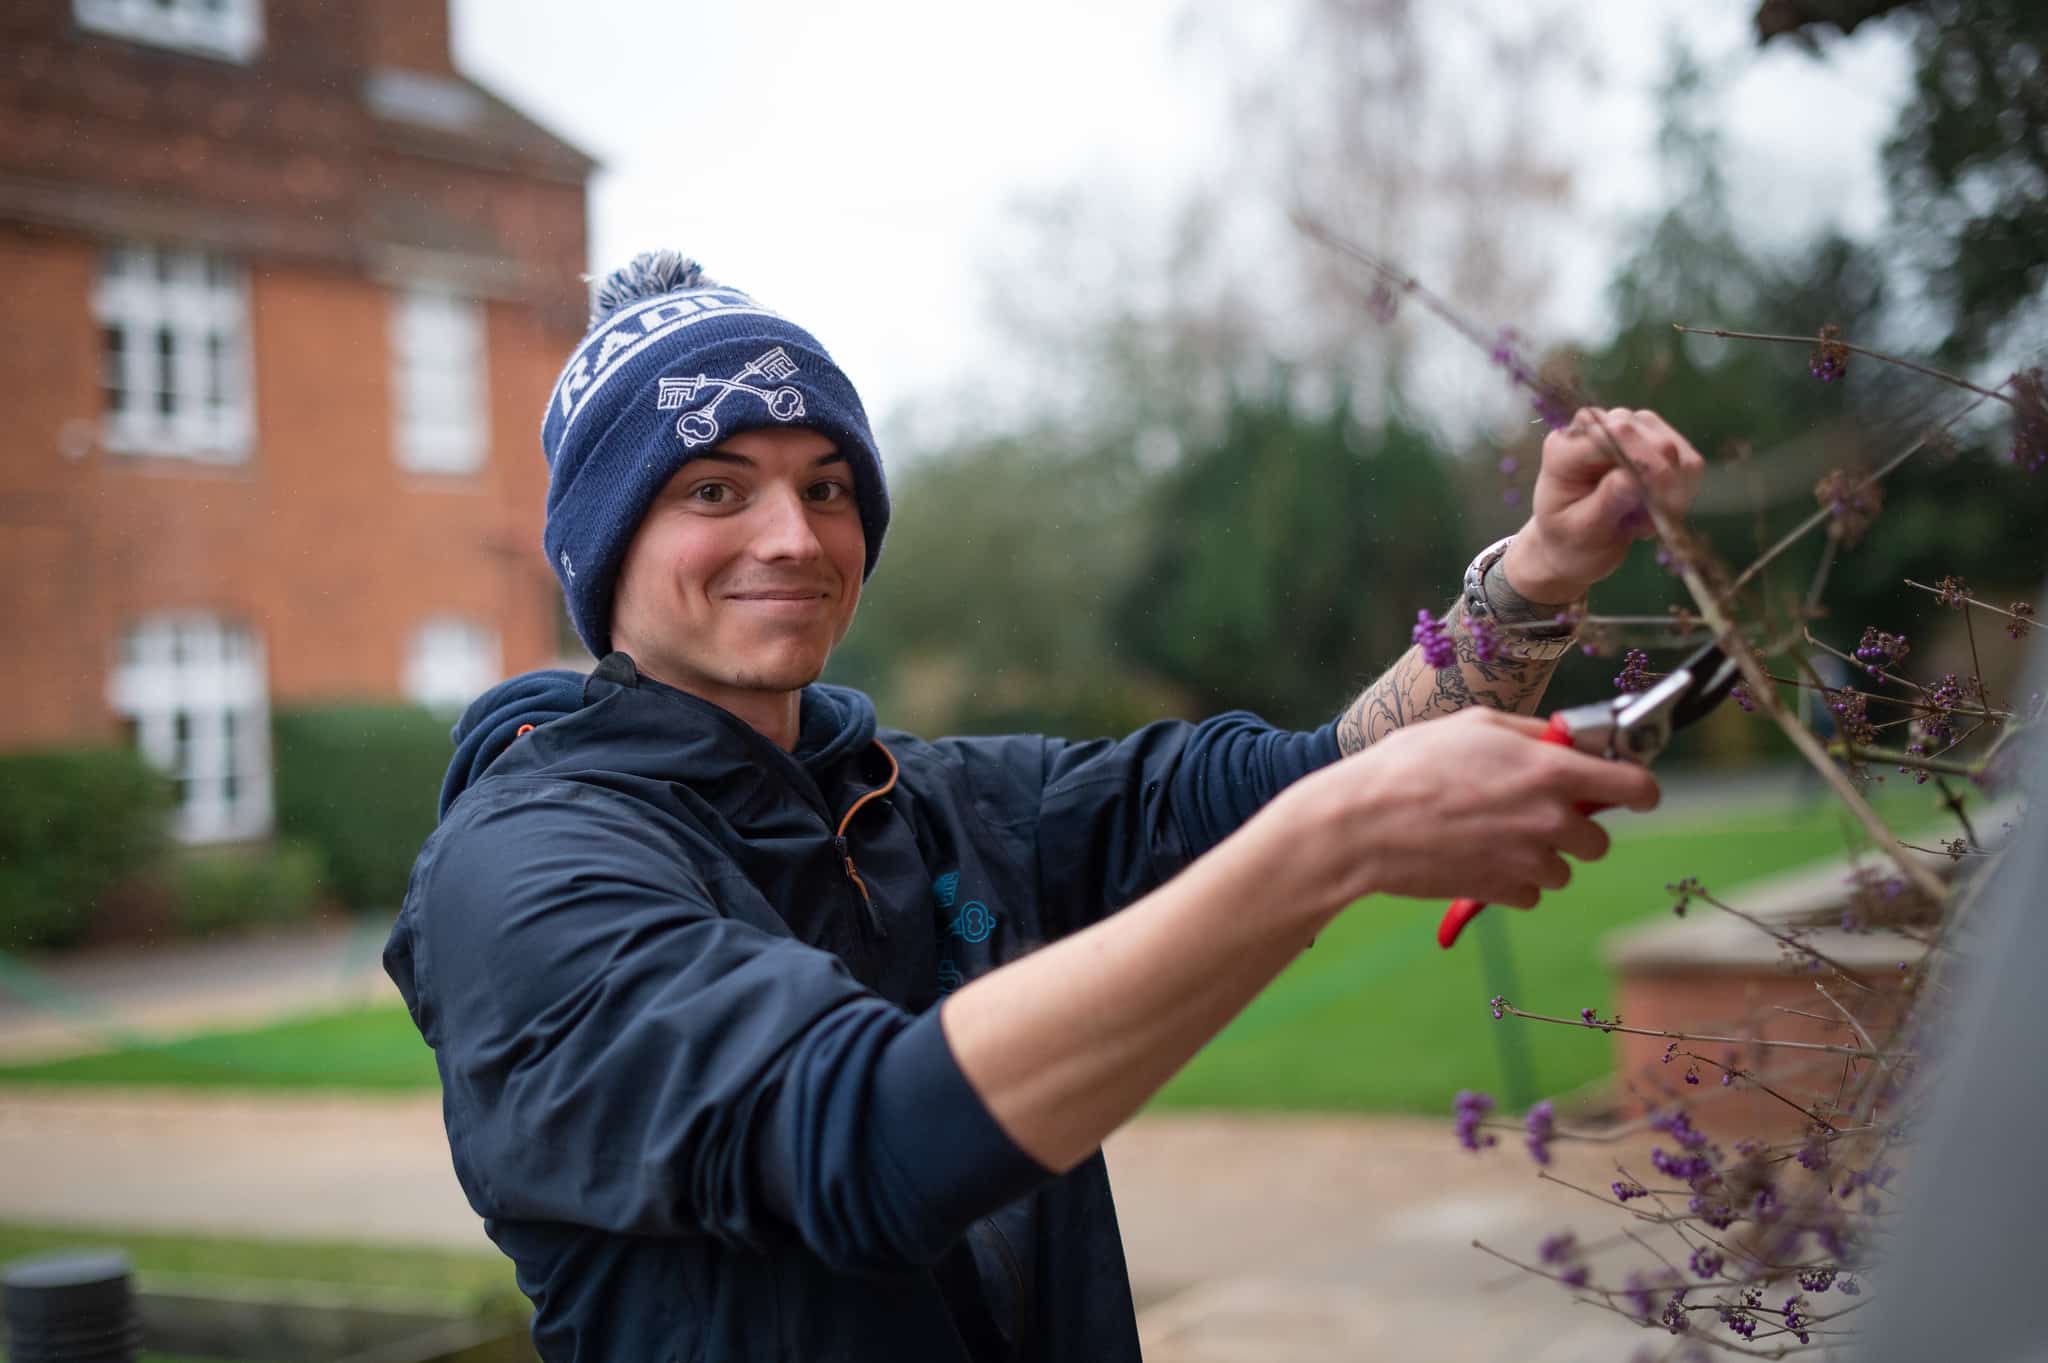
[1028,712,1341,936]
[385,779,1050,1273]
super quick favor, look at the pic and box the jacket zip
[834,834,889,939]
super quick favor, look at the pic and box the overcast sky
[449,1,1912,442]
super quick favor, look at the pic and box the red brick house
[0,0,593,842]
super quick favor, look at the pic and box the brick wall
[0,2,592,757]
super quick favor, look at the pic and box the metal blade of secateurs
[1665,640,1742,732]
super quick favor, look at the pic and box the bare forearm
[938,802,1336,1173]
[1335,598,1562,755]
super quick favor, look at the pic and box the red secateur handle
[1436,712,1612,949]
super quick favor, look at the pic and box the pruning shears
[1435,637,1744,949]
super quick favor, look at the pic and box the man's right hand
[1267,707,1661,915]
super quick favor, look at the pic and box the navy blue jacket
[385,655,1339,1362]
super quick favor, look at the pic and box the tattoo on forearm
[1335,601,1559,756]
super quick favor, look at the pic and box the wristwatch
[1463,534,1582,661]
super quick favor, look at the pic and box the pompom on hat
[540,251,889,658]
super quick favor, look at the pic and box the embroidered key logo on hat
[656,346,807,447]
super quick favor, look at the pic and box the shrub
[0,746,173,951]
[173,837,331,936]
[271,704,452,912]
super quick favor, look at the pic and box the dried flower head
[1814,468,1882,545]
[2009,601,2035,641]
[1935,575,1968,608]
[1809,323,1849,383]
[1826,688,1876,745]
[1367,280,1400,326]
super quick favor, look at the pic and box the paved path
[0,1085,1663,1361]
[0,921,395,1063]
[0,924,1693,1359]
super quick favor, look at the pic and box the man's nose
[750,484,824,560]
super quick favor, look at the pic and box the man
[385,251,1700,1362]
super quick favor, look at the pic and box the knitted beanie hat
[539,252,889,658]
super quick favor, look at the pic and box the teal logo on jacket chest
[933,870,995,943]
[933,870,995,995]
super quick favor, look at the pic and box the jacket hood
[438,660,879,819]
[440,669,586,818]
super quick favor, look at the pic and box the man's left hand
[1502,407,1707,605]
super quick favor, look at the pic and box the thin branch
[1902,580,2037,626]
[1671,324,2015,405]
[1499,1004,1910,1060]
[1934,778,1982,849]
[1815,983,1880,1058]
[1728,384,2005,597]
[1828,745,1981,778]
[1295,217,1955,907]
[1692,888,1877,992]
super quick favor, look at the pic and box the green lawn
[1154,785,1929,1114]
[0,784,1937,1112]
[0,1004,438,1090]
[0,1221,521,1315]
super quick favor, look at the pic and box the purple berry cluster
[1798,1266,1837,1294]
[1783,1296,1812,1344]
[1524,1100,1555,1166]
[1853,626,1909,680]
[1413,609,1456,669]
[1613,648,1651,693]
[1538,1230,1590,1288]
[1454,1090,1496,1152]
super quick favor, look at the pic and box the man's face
[610,426,865,707]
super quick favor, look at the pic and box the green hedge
[0,746,173,950]
[173,836,330,935]
[272,704,452,912]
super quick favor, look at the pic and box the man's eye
[690,483,730,504]
[806,481,850,503]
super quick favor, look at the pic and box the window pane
[102,326,127,413]
[112,613,271,844]
[156,326,176,416]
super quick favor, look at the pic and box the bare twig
[1728,385,2006,597]
[1499,1004,1909,1060]
[1672,324,2015,405]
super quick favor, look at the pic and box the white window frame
[94,244,254,462]
[391,288,489,475]
[75,0,263,62]
[404,616,501,714]
[108,614,273,844]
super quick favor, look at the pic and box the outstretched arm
[945,408,1707,1174]
[1337,408,1707,756]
